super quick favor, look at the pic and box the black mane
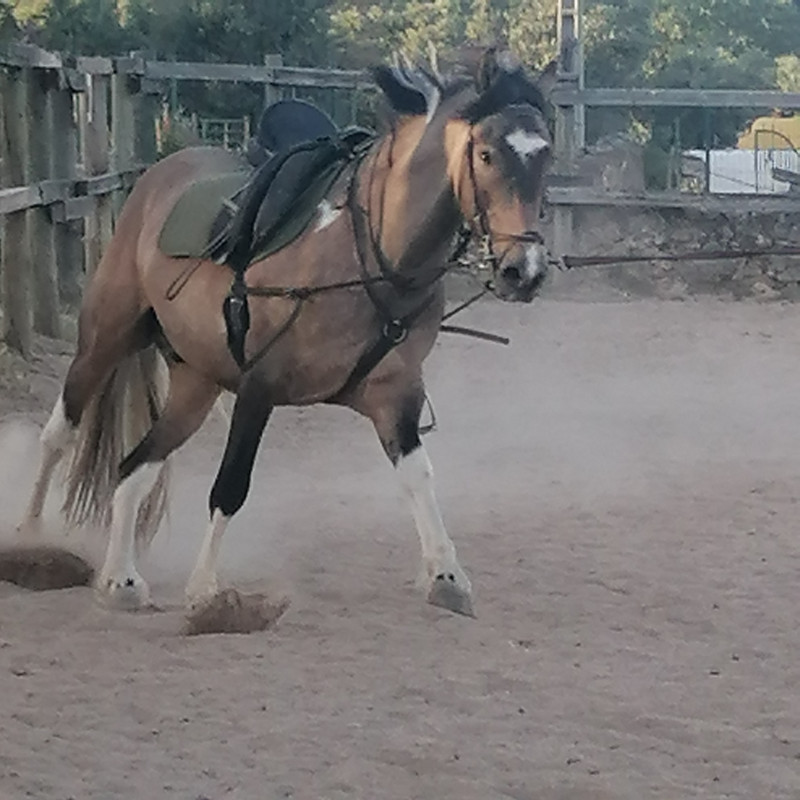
[458,67,549,123]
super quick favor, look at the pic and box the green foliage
[776,54,800,91]
[5,0,800,186]
[582,0,800,185]
[329,0,557,70]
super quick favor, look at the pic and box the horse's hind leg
[185,375,273,606]
[17,309,151,538]
[95,362,219,608]
[354,381,474,617]
[17,397,74,536]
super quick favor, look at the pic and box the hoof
[182,588,290,636]
[427,572,475,617]
[95,573,152,611]
[185,578,219,611]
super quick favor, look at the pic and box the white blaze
[506,129,549,162]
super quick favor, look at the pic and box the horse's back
[116,146,246,266]
[134,146,245,208]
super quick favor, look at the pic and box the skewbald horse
[17,48,556,618]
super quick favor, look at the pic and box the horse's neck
[368,128,462,283]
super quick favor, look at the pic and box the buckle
[383,319,408,344]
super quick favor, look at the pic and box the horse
[16,48,556,619]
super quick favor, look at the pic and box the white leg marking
[96,462,161,608]
[185,509,229,606]
[315,200,342,231]
[395,446,471,595]
[506,128,549,162]
[18,396,74,536]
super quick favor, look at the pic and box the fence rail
[2,41,800,356]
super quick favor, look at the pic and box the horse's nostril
[502,266,522,284]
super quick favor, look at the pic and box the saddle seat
[158,99,373,271]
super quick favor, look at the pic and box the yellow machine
[738,113,800,150]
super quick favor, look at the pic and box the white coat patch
[315,200,342,231]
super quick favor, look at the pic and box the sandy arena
[1,296,799,799]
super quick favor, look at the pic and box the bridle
[165,104,547,384]
[332,114,549,399]
[463,127,547,281]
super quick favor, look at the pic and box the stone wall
[545,206,800,301]
[544,141,800,301]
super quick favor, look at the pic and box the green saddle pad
[159,172,250,259]
[158,159,348,267]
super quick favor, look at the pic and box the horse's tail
[61,346,171,553]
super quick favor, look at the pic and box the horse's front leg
[358,385,474,617]
[185,375,274,607]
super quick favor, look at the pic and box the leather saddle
[207,98,372,272]
[207,98,373,367]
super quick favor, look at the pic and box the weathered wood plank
[0,185,40,214]
[75,56,114,75]
[0,43,62,70]
[142,58,366,88]
[553,87,800,109]
[144,60,272,82]
[51,82,82,307]
[1,67,33,356]
[80,73,112,274]
[51,196,97,222]
[272,66,367,90]
[111,71,137,220]
[28,67,60,337]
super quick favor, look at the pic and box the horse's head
[374,48,557,302]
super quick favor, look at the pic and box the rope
[559,244,800,270]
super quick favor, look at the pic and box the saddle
[208,100,372,270]
[158,99,373,367]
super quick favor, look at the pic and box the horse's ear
[476,47,500,93]
[372,60,441,119]
[536,59,559,99]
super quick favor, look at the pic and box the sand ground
[1,297,799,799]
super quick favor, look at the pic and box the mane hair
[373,47,551,126]
[458,67,549,123]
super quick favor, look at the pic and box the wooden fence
[2,41,800,355]
[0,44,367,356]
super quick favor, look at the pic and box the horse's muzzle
[493,241,549,302]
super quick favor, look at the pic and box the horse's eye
[479,150,492,165]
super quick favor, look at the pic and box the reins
[554,244,800,271]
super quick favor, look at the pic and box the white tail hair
[61,346,171,553]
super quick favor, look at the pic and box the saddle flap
[158,171,250,259]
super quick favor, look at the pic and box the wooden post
[135,77,160,165]
[80,73,113,275]
[27,67,61,337]
[51,73,82,307]
[263,54,283,109]
[556,0,584,161]
[553,0,584,257]
[111,60,137,218]
[1,65,33,356]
